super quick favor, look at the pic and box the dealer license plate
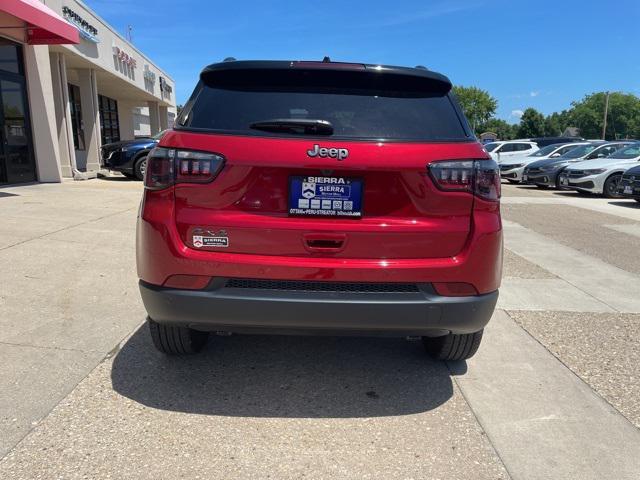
[288,176,363,218]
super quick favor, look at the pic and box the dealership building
[0,0,176,184]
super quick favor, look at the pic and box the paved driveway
[1,179,640,479]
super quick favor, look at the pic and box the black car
[523,141,634,189]
[528,136,585,148]
[101,130,167,180]
[616,164,640,202]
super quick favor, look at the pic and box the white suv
[484,140,539,163]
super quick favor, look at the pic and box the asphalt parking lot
[1,179,640,479]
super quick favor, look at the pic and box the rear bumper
[140,280,498,336]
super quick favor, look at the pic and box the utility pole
[602,91,609,140]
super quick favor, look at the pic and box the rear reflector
[163,274,211,290]
[144,147,225,190]
[433,282,479,297]
[428,159,500,201]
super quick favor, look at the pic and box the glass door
[0,74,36,184]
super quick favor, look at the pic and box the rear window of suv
[178,69,471,142]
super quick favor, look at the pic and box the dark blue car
[101,130,167,180]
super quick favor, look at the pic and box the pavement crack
[0,340,92,354]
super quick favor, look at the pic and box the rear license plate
[288,176,363,218]
[624,186,633,194]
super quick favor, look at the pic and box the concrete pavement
[1,179,640,478]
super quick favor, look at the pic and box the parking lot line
[504,221,640,313]
[452,309,640,480]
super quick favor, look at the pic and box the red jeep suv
[136,60,502,361]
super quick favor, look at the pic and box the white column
[117,101,137,141]
[147,100,160,135]
[49,52,77,178]
[159,105,168,131]
[77,68,101,172]
[22,45,62,183]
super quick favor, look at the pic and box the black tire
[134,154,149,181]
[148,318,209,355]
[603,173,623,199]
[422,330,483,361]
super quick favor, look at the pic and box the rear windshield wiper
[249,118,334,135]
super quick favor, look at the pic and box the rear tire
[422,330,483,361]
[603,173,623,199]
[134,154,149,181]
[148,318,209,355]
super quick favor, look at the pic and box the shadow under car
[110,325,457,419]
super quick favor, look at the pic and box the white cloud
[530,91,540,97]
[511,109,524,119]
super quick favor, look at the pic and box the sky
[85,0,640,123]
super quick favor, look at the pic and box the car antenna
[322,56,331,63]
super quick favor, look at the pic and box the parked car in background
[616,164,640,203]
[101,130,168,180]
[524,141,634,189]
[484,140,539,163]
[500,142,583,183]
[528,136,585,148]
[559,143,640,197]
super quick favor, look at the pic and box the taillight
[144,147,225,190]
[428,159,500,201]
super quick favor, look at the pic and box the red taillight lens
[428,159,500,201]
[428,160,474,191]
[144,147,225,190]
[144,147,174,190]
[433,282,479,297]
[175,150,224,184]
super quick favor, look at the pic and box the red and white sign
[112,45,137,68]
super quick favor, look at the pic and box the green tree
[543,111,570,137]
[568,92,640,140]
[478,118,517,140]
[517,108,545,138]
[452,86,498,133]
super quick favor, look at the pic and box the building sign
[62,6,99,43]
[143,65,156,83]
[112,46,137,68]
[159,77,173,96]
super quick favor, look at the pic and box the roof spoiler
[200,60,452,94]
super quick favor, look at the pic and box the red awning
[1,0,79,45]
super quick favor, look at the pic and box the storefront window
[98,95,120,145]
[0,38,22,75]
[68,84,85,150]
